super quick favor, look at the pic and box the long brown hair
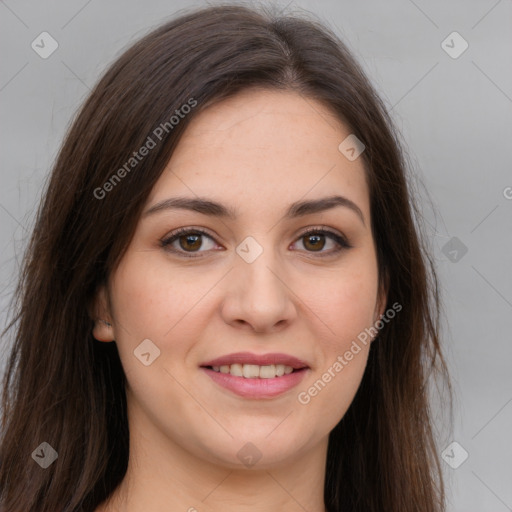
[0,4,450,511]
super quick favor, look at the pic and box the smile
[209,363,295,378]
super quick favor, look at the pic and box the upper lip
[200,352,309,369]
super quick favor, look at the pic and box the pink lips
[200,352,309,369]
[200,352,310,399]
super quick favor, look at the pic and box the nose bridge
[235,236,284,299]
[222,235,296,331]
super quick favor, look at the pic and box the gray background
[1,0,511,510]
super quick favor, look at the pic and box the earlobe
[89,284,115,342]
[92,319,115,342]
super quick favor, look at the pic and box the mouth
[199,352,310,399]
[202,363,301,378]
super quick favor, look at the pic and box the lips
[200,352,309,370]
[199,352,310,399]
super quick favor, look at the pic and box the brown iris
[302,233,325,252]
[178,233,203,251]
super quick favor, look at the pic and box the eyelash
[160,226,352,259]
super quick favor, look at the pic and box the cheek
[107,252,201,378]
[294,255,378,420]
[110,250,212,339]
[107,253,213,429]
[305,257,379,350]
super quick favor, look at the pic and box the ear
[88,284,115,342]
[373,270,389,325]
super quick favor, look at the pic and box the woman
[0,4,450,511]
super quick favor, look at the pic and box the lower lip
[200,367,309,399]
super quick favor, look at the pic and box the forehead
[147,89,369,220]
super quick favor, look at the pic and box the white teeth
[209,363,297,378]
[230,363,243,377]
[259,365,276,379]
[242,364,260,378]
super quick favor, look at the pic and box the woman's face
[94,89,385,469]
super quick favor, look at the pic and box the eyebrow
[144,194,365,225]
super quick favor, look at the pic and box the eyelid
[160,225,352,258]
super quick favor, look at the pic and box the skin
[92,88,387,512]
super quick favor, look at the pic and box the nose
[220,246,297,334]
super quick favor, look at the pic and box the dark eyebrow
[284,195,365,225]
[144,195,365,225]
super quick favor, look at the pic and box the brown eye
[302,233,326,252]
[161,228,218,257]
[161,226,351,259]
[177,233,203,251]
[293,228,352,257]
